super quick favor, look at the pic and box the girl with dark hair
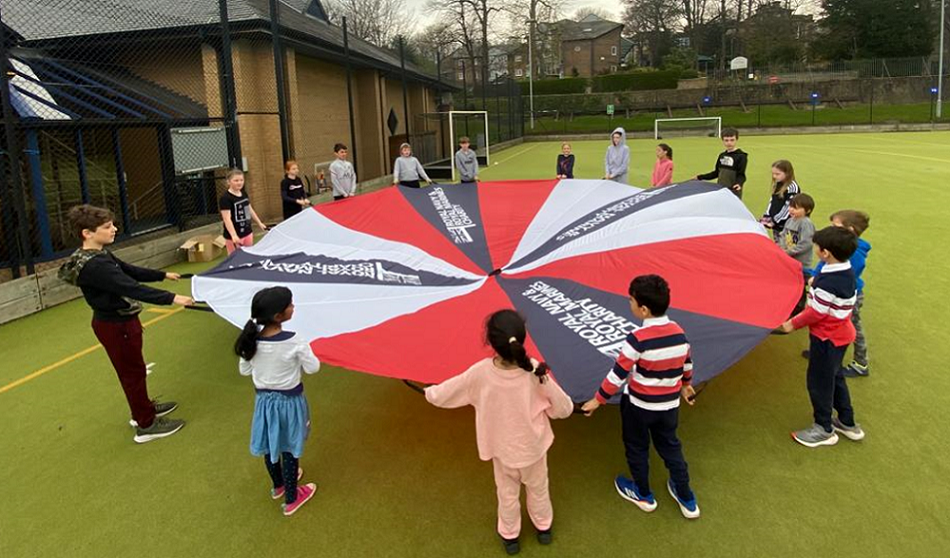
[652,143,674,187]
[425,309,573,555]
[235,286,320,517]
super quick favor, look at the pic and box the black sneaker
[133,417,185,444]
[129,401,178,427]
[536,528,552,545]
[500,536,520,555]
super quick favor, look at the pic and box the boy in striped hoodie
[581,275,700,519]
[778,226,865,447]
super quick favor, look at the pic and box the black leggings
[264,453,299,504]
[399,180,421,188]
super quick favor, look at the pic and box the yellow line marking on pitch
[146,308,176,314]
[0,307,185,395]
[492,143,539,166]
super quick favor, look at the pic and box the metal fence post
[0,6,34,275]
[343,18,358,174]
[269,0,291,162]
[218,0,242,168]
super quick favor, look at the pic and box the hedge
[517,69,694,96]
[518,77,587,95]
[591,70,682,92]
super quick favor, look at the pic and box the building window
[515,69,523,77]
[574,45,581,52]
[456,59,464,68]
[458,72,464,81]
[611,65,617,73]
[611,46,618,56]
[514,55,522,63]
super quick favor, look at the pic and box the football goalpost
[413,110,490,182]
[654,116,722,140]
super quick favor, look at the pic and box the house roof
[556,18,623,41]
[2,0,444,87]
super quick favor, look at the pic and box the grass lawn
[526,102,950,135]
[2,132,949,558]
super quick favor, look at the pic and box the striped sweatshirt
[594,316,693,411]
[791,261,857,347]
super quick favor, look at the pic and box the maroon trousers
[92,317,155,428]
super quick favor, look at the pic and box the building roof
[556,18,623,42]
[2,0,444,87]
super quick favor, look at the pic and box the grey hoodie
[454,148,478,182]
[605,127,630,184]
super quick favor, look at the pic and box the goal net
[413,111,490,181]
[654,117,722,140]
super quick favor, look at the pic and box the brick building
[2,0,449,253]
[556,15,624,77]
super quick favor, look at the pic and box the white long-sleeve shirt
[393,155,430,183]
[239,331,320,391]
[329,159,357,197]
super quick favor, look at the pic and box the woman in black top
[280,160,310,219]
[556,142,575,179]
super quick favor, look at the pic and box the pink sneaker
[270,467,304,500]
[282,483,317,516]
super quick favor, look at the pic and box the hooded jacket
[59,249,175,321]
[604,127,630,181]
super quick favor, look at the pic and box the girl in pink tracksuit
[425,310,574,555]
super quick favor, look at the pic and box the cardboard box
[180,235,226,263]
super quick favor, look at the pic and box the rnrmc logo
[259,258,421,285]
[427,187,476,244]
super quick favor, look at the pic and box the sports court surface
[2,132,948,558]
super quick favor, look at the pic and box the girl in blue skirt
[235,286,320,516]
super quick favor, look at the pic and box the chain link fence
[1,1,474,280]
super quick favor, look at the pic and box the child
[330,143,358,201]
[315,169,328,194]
[781,193,816,269]
[235,286,320,516]
[220,168,268,254]
[604,127,629,184]
[761,160,801,243]
[425,310,573,555]
[651,143,674,187]
[58,205,192,443]
[556,143,574,179]
[816,210,872,377]
[392,143,433,188]
[695,127,747,198]
[778,226,864,447]
[454,136,479,183]
[782,193,816,316]
[280,160,310,220]
[581,275,700,520]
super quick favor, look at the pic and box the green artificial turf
[526,102,950,135]
[2,132,950,558]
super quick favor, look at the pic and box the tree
[503,0,565,78]
[429,0,482,87]
[622,0,682,68]
[323,0,414,48]
[814,0,937,60]
[740,2,806,66]
[571,6,613,20]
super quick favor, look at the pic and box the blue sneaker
[614,476,657,512]
[667,480,700,519]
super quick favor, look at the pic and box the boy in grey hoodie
[604,127,630,184]
[330,143,358,200]
[454,137,479,183]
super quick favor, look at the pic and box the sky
[406,0,623,28]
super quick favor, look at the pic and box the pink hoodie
[652,158,674,187]
[426,358,574,468]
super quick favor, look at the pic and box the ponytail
[234,286,293,361]
[235,319,261,360]
[486,309,550,383]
